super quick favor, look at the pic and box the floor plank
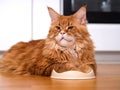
[0,64,120,90]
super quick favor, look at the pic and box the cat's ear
[73,5,87,25]
[48,7,59,22]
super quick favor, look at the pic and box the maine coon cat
[0,5,96,76]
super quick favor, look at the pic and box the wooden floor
[0,64,120,90]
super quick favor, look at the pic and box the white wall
[0,0,32,50]
[0,0,60,50]
[32,0,60,39]
[88,24,120,51]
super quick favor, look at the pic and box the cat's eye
[55,26,61,30]
[67,26,74,30]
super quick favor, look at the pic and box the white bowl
[51,69,95,80]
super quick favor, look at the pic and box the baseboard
[0,51,5,59]
[0,51,5,54]
[95,51,120,64]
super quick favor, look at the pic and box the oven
[61,0,120,23]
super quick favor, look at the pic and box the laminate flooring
[0,64,120,90]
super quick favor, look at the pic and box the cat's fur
[0,5,96,76]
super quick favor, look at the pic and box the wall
[0,0,32,50]
[88,24,120,51]
[0,0,120,52]
[32,0,60,39]
[0,0,60,50]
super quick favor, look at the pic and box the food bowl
[51,69,95,80]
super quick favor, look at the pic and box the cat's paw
[54,63,79,73]
[79,65,92,73]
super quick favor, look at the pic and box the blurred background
[0,0,120,64]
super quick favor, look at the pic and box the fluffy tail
[0,59,30,75]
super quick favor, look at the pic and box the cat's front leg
[78,63,96,75]
[53,62,80,73]
[78,64,92,73]
[36,61,79,76]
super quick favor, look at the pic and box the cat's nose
[60,31,65,35]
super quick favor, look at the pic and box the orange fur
[0,5,96,76]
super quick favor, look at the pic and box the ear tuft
[82,4,87,8]
[73,5,87,25]
[47,7,59,22]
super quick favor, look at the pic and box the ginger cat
[0,5,96,76]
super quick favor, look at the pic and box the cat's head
[47,5,89,48]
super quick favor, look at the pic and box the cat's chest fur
[60,48,78,60]
[54,44,80,63]
[44,40,81,62]
[56,46,80,67]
